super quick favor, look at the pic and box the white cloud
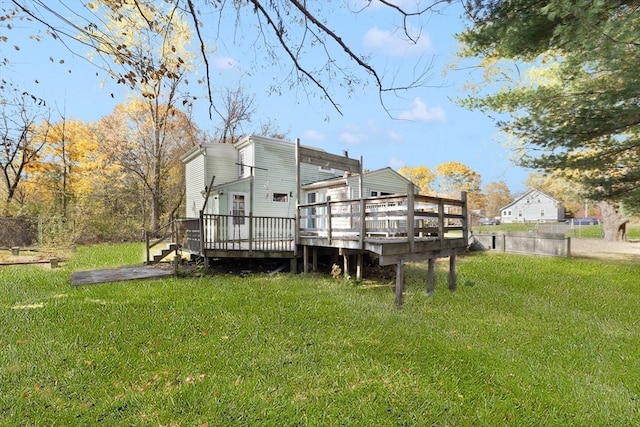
[388,157,405,169]
[301,129,326,142]
[339,125,368,144]
[387,130,403,143]
[398,98,446,123]
[214,56,237,70]
[363,26,432,57]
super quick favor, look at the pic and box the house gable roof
[301,167,417,192]
[501,188,561,211]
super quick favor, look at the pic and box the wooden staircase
[145,219,180,265]
[149,243,179,264]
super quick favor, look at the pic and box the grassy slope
[1,243,639,426]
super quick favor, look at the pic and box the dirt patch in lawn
[570,238,640,262]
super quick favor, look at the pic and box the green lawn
[1,243,639,426]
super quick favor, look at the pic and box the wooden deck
[174,192,468,307]
[297,192,468,263]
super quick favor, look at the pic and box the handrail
[297,193,467,246]
[144,216,177,264]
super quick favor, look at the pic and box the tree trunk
[598,201,628,242]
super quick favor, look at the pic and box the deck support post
[343,254,350,278]
[303,245,309,273]
[312,247,318,272]
[395,259,405,308]
[448,255,457,292]
[356,253,363,281]
[290,257,297,274]
[426,258,435,297]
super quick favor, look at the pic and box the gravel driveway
[570,238,640,261]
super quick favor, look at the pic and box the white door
[228,192,249,240]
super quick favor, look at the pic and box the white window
[273,193,288,203]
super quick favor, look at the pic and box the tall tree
[435,161,482,210]
[86,0,197,230]
[0,83,49,213]
[213,86,256,145]
[97,99,198,229]
[458,0,640,238]
[484,181,511,218]
[32,118,100,218]
[435,161,481,195]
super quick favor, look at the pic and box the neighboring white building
[500,189,565,223]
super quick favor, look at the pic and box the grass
[2,243,640,425]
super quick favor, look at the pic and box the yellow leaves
[398,165,435,194]
[436,161,482,196]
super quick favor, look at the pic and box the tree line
[2,0,637,242]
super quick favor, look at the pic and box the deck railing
[178,214,296,253]
[177,193,467,255]
[298,193,467,246]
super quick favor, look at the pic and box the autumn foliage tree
[434,161,483,211]
[398,165,435,195]
[398,161,484,211]
[97,99,198,230]
[483,181,511,218]
[85,0,198,230]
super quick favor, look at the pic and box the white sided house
[183,135,418,222]
[168,136,470,307]
[182,135,350,228]
[500,189,565,223]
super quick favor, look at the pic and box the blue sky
[3,0,530,194]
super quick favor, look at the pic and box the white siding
[184,151,205,217]
[253,139,297,218]
[350,168,413,198]
[205,144,238,186]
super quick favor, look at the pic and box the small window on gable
[540,209,545,217]
[273,193,289,202]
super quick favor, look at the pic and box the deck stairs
[145,219,181,265]
[148,242,179,265]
